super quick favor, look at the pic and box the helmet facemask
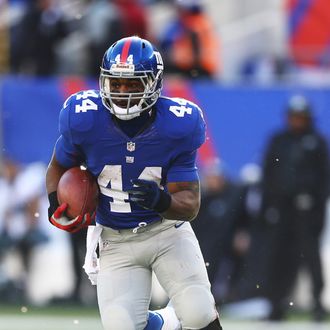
[100,66,163,120]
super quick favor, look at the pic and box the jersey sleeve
[159,98,206,182]
[55,135,84,168]
[54,94,84,167]
[159,97,206,152]
[190,105,206,151]
[167,150,199,182]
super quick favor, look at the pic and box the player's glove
[48,191,95,233]
[128,179,171,213]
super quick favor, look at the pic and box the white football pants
[97,220,218,330]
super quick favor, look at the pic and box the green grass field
[0,305,101,330]
[0,305,329,330]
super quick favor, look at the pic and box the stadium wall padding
[1,76,330,179]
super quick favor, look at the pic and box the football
[57,167,99,218]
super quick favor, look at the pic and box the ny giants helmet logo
[154,52,164,70]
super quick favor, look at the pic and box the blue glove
[128,179,171,213]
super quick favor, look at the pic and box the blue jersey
[55,90,206,229]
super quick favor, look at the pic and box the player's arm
[46,94,95,232]
[46,150,68,195]
[129,148,201,221]
[46,144,93,233]
[163,180,200,221]
[129,101,205,220]
[128,179,200,221]
[46,132,83,199]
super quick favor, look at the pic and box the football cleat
[145,311,164,330]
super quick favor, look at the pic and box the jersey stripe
[121,39,132,63]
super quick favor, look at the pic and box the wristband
[48,191,59,218]
[154,190,172,213]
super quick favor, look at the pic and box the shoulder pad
[59,90,103,143]
[156,97,206,150]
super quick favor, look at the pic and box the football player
[46,36,223,330]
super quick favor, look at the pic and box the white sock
[154,304,181,330]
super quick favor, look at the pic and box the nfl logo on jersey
[127,141,136,152]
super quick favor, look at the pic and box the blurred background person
[240,53,292,85]
[191,159,245,304]
[82,0,149,77]
[226,163,266,303]
[81,0,124,78]
[261,95,329,321]
[218,163,272,320]
[0,157,48,303]
[61,228,88,305]
[157,0,220,79]
[112,0,148,39]
[10,0,69,76]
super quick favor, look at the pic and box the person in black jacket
[261,95,329,321]
[11,0,68,76]
[191,160,245,303]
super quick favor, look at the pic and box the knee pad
[173,285,217,329]
[101,304,135,330]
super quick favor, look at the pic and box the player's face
[288,114,310,132]
[109,78,145,107]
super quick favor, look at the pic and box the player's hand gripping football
[48,192,95,233]
[128,179,171,213]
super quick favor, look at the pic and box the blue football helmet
[100,36,164,120]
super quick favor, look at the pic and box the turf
[0,304,329,330]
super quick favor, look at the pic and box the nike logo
[174,221,185,229]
